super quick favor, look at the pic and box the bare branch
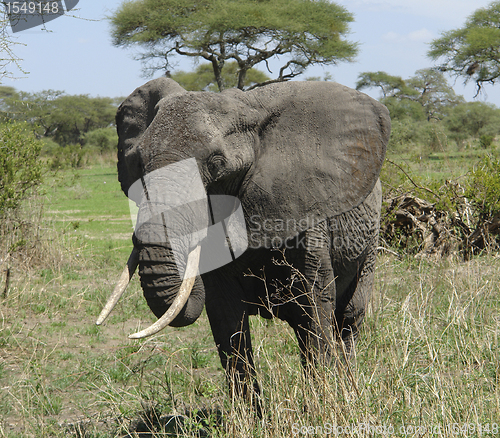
[386,159,440,200]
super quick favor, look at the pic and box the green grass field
[0,160,498,437]
[41,167,133,262]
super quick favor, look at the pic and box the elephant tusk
[96,247,139,325]
[128,245,201,339]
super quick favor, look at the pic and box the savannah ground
[0,152,499,437]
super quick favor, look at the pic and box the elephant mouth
[95,244,201,338]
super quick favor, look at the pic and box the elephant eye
[207,153,227,178]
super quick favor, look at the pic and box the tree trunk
[211,57,225,92]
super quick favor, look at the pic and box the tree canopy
[1,88,117,146]
[356,71,413,99]
[445,101,500,141]
[356,69,464,121]
[0,121,43,215]
[406,69,465,121]
[428,1,500,93]
[170,62,269,91]
[0,8,24,81]
[110,0,358,91]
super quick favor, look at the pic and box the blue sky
[4,0,500,105]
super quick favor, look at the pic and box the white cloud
[382,28,434,44]
[344,0,492,23]
[381,31,400,43]
[408,28,434,42]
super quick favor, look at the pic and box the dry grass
[0,194,82,276]
[1,250,498,437]
[0,168,498,437]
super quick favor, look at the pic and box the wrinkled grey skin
[116,78,390,408]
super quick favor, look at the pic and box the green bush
[387,119,449,154]
[40,137,62,155]
[420,122,448,152]
[465,155,500,218]
[387,119,420,152]
[0,121,43,215]
[382,96,427,122]
[48,144,87,170]
[479,134,494,149]
[42,129,117,169]
[445,102,500,145]
[83,127,118,152]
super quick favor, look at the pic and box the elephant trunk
[96,238,204,336]
[131,187,208,333]
[136,240,205,329]
[123,158,210,335]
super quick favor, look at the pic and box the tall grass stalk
[0,171,498,436]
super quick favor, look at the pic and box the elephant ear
[116,78,186,195]
[242,81,390,245]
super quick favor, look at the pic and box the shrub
[48,144,87,170]
[479,134,494,149]
[446,102,500,142]
[420,122,448,152]
[0,121,43,216]
[381,155,500,258]
[465,155,500,218]
[83,127,118,152]
[387,119,420,152]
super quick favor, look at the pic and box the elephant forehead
[142,107,212,154]
[141,99,256,168]
[155,92,255,134]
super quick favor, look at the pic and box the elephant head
[97,78,390,339]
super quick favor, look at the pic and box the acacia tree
[406,69,464,120]
[110,0,358,91]
[355,71,413,98]
[3,89,117,145]
[356,69,463,121]
[0,7,24,80]
[428,1,500,93]
[170,62,270,91]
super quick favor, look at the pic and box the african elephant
[97,78,390,411]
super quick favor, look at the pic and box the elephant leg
[288,222,336,370]
[292,289,335,371]
[204,278,262,414]
[336,245,377,360]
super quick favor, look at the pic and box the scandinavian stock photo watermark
[3,0,78,32]
[127,159,367,278]
[128,159,248,278]
[247,214,367,251]
[291,422,499,436]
